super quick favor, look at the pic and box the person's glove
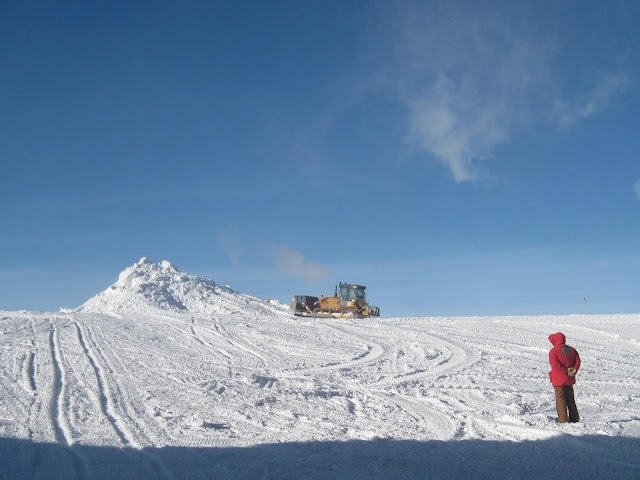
[567,367,577,376]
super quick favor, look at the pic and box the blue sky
[2,1,639,316]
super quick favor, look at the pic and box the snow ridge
[77,257,277,316]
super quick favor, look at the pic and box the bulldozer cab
[337,283,366,305]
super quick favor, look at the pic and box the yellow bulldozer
[290,282,380,318]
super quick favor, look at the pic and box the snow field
[0,259,638,478]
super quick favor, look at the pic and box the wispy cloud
[369,2,631,183]
[405,76,508,182]
[271,245,330,283]
[217,227,245,265]
[554,70,631,128]
[378,3,548,183]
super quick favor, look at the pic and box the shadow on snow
[1,435,639,480]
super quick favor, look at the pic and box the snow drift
[77,257,281,316]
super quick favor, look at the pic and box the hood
[548,332,566,346]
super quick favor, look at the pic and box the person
[548,332,581,423]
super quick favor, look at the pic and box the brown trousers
[554,386,580,423]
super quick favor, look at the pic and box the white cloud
[554,70,631,128]
[368,3,631,183]
[271,245,330,282]
[382,3,546,183]
[406,77,507,182]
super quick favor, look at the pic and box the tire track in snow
[338,321,473,440]
[382,391,458,440]
[81,320,176,446]
[148,313,263,365]
[375,332,477,389]
[24,318,42,443]
[200,318,269,367]
[387,319,570,441]
[25,351,36,393]
[48,328,70,445]
[23,329,37,442]
[266,318,474,441]
[163,323,232,362]
[320,320,480,389]
[77,322,151,446]
[19,318,38,393]
[267,319,463,439]
[310,320,483,440]
[76,321,175,480]
[386,323,542,441]
[282,321,386,376]
[74,322,132,446]
[0,312,50,341]
[48,323,92,480]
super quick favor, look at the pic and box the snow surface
[1,258,639,479]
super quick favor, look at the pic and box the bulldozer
[290,282,380,318]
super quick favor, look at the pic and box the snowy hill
[77,257,283,316]
[0,259,639,479]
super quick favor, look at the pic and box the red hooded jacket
[548,332,581,386]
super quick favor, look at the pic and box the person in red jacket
[548,332,581,423]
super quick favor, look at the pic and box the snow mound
[77,257,278,316]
